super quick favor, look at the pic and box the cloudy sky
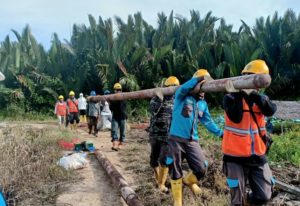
[1,0,299,49]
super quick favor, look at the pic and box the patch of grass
[0,125,77,205]
[0,103,56,121]
[272,121,300,134]
[268,125,300,167]
[0,110,55,121]
[127,99,150,123]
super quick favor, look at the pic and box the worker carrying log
[110,83,127,151]
[222,60,277,206]
[168,69,223,206]
[149,76,180,193]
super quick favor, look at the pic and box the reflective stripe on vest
[224,126,266,135]
[222,98,267,157]
[67,99,79,113]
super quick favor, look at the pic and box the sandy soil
[56,126,133,206]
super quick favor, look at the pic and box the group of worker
[54,84,126,150]
[54,59,276,205]
[149,59,277,206]
[54,90,109,136]
[54,91,81,130]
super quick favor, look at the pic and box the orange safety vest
[67,99,79,113]
[222,98,267,157]
[55,102,67,116]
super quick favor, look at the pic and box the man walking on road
[87,91,101,137]
[168,69,223,206]
[149,76,180,193]
[54,95,67,128]
[78,93,87,124]
[222,60,277,206]
[110,83,127,151]
[67,91,80,130]
[100,90,112,130]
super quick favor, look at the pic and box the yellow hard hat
[113,83,122,90]
[58,95,64,99]
[193,69,213,80]
[164,76,180,86]
[241,60,269,74]
[69,91,75,96]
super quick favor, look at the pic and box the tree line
[0,9,300,114]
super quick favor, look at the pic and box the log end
[253,74,272,89]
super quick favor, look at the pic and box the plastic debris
[57,153,88,170]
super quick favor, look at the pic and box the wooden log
[89,74,271,102]
[275,179,300,197]
[94,150,144,206]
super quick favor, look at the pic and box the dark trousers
[150,139,169,168]
[88,116,98,134]
[223,161,274,205]
[69,112,79,124]
[168,138,208,180]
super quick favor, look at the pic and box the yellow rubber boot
[70,124,74,130]
[171,178,182,206]
[153,167,160,185]
[183,171,201,195]
[158,166,169,193]
[83,115,87,123]
[80,115,84,122]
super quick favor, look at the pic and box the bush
[127,99,150,122]
[0,104,54,121]
[272,121,300,134]
[268,125,300,167]
[0,126,76,205]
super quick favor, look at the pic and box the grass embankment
[0,125,77,205]
[268,124,300,167]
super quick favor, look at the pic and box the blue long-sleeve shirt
[169,78,222,141]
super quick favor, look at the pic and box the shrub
[268,125,300,167]
[0,126,76,205]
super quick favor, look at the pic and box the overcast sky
[1,0,300,49]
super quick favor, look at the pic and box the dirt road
[56,127,134,206]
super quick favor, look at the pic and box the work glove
[154,88,164,101]
[242,89,256,95]
[249,91,268,108]
[225,80,239,93]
